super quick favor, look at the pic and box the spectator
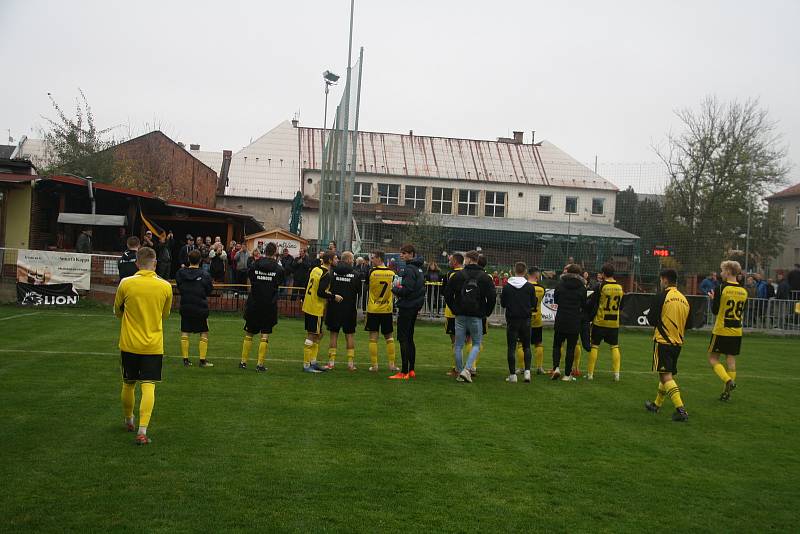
[227,241,238,282]
[76,228,93,254]
[209,242,227,283]
[293,248,313,294]
[179,234,195,268]
[280,248,295,286]
[248,248,262,268]
[788,264,800,292]
[777,272,791,300]
[354,255,371,310]
[425,261,443,315]
[234,245,250,288]
[118,236,140,280]
[156,231,174,280]
[142,230,156,249]
[118,227,128,252]
[766,278,776,299]
[501,272,509,286]
[744,275,757,298]
[551,263,588,381]
[754,273,769,299]
[492,271,500,287]
[699,272,718,295]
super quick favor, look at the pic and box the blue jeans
[454,315,484,371]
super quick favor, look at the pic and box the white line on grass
[0,348,797,381]
[0,312,40,322]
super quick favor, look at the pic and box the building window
[378,183,399,205]
[353,182,371,203]
[796,207,800,229]
[431,187,453,214]
[592,197,605,215]
[485,191,506,217]
[405,185,426,211]
[538,195,551,212]
[458,189,479,216]
[565,196,578,214]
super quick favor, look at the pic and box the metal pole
[344,47,364,250]
[336,0,355,246]
[745,190,752,273]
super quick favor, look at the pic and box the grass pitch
[1,304,798,532]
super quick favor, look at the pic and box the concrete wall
[216,196,294,233]
[772,197,800,271]
[3,184,32,249]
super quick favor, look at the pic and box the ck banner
[16,249,92,290]
[620,293,708,329]
[16,283,80,306]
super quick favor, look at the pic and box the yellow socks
[139,382,155,429]
[729,370,737,381]
[241,335,253,363]
[386,338,396,367]
[180,335,189,358]
[611,346,621,374]
[664,379,684,409]
[328,348,337,363]
[654,382,666,407]
[573,346,582,371]
[713,363,732,383]
[588,346,599,375]
[311,342,320,362]
[369,340,378,367]
[303,339,313,365]
[121,382,135,419]
[199,337,208,361]
[257,339,268,366]
[346,348,355,364]
[516,342,523,370]
[534,345,543,369]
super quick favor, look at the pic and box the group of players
[114,242,746,443]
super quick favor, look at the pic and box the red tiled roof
[768,182,800,200]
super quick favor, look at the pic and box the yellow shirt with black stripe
[593,278,624,328]
[367,266,396,314]
[530,282,545,328]
[652,286,690,346]
[711,281,747,337]
[114,270,173,355]
[302,265,328,317]
[443,267,463,319]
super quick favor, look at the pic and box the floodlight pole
[745,185,752,273]
[336,0,355,249]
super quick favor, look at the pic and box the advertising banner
[16,282,80,306]
[16,250,92,290]
[620,293,708,329]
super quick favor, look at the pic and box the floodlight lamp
[323,70,340,84]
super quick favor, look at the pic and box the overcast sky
[1,0,798,193]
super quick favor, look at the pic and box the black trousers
[580,320,592,352]
[552,330,579,375]
[506,317,531,374]
[397,307,419,374]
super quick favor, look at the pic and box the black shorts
[708,334,742,356]
[244,306,277,335]
[327,308,357,334]
[531,326,543,345]
[366,313,393,335]
[180,314,209,334]
[652,343,681,374]
[120,351,163,382]
[591,325,619,347]
[445,317,456,335]
[304,313,323,335]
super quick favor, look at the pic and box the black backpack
[459,270,482,315]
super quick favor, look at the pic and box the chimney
[189,143,200,151]
[512,131,523,144]
[291,118,299,127]
[409,130,413,136]
[217,150,233,196]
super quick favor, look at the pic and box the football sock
[199,337,208,361]
[121,382,135,419]
[664,379,684,409]
[241,335,253,363]
[588,346,599,375]
[328,348,337,362]
[257,339,268,366]
[516,342,524,370]
[712,363,731,383]
[311,342,320,362]
[573,346,582,371]
[654,382,667,407]
[180,334,189,358]
[729,371,737,381]
[369,340,378,366]
[611,346,621,374]
[386,338,396,366]
[534,345,544,369]
[346,348,355,364]
[303,339,313,366]
[139,381,155,430]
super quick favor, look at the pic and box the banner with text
[16,283,80,306]
[16,250,92,290]
[620,293,708,329]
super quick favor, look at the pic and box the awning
[57,213,127,226]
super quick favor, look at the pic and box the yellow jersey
[302,265,329,317]
[531,282,545,328]
[712,281,748,337]
[651,286,690,346]
[113,270,173,355]
[367,266,396,314]
[593,278,624,328]
[443,267,463,319]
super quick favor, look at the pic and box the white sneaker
[551,367,561,380]
[368,365,379,372]
[459,368,473,383]
[561,375,576,382]
[613,373,620,382]
[348,361,357,371]
[523,370,531,383]
[506,374,518,383]
[587,373,594,381]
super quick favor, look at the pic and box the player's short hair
[126,236,140,248]
[565,263,582,275]
[514,262,527,275]
[136,247,157,267]
[477,254,487,268]
[265,242,277,257]
[465,250,480,263]
[451,252,464,265]
[601,263,615,277]
[720,260,742,277]
[400,243,415,255]
[188,249,202,265]
[321,250,335,265]
[660,268,678,284]
[372,250,385,261]
[342,251,354,263]
[528,266,540,275]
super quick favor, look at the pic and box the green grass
[1,304,798,533]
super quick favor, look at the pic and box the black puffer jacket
[175,266,213,317]
[553,272,587,334]
[118,249,138,280]
[392,257,426,310]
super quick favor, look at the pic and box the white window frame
[591,197,605,215]
[458,189,479,216]
[377,183,399,205]
[484,191,506,218]
[538,195,551,212]
[405,185,427,211]
[353,182,372,203]
[795,207,800,229]
[431,187,453,215]
[565,196,578,214]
